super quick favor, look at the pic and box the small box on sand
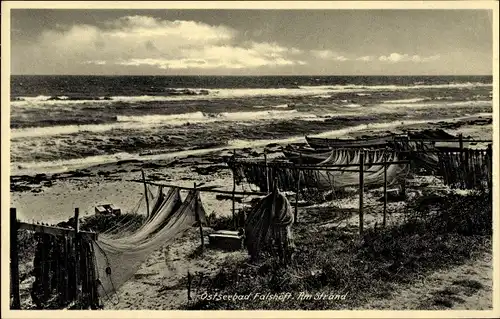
[209,230,244,251]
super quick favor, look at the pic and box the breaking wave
[11,110,319,139]
[11,82,492,107]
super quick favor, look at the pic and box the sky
[10,9,493,76]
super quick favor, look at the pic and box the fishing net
[245,189,295,264]
[92,187,207,299]
[438,149,492,190]
[390,139,440,175]
[228,149,409,208]
[101,185,162,236]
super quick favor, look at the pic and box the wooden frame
[10,207,97,309]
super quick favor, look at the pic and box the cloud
[311,50,349,61]
[84,60,107,65]
[26,15,305,71]
[356,56,374,62]
[379,53,441,63]
[115,42,305,69]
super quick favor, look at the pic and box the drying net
[228,149,409,193]
[245,189,294,264]
[390,139,440,175]
[92,186,207,298]
[438,149,492,190]
[301,149,408,189]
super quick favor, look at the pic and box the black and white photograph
[2,1,498,316]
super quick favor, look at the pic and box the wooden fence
[10,208,98,310]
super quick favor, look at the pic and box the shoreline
[10,113,492,224]
[10,112,492,177]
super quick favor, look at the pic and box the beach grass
[186,191,491,310]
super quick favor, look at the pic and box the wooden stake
[487,144,492,192]
[232,150,236,229]
[359,151,365,235]
[264,151,270,192]
[141,169,150,219]
[465,149,470,187]
[459,133,464,151]
[383,155,388,228]
[294,153,302,223]
[194,183,204,252]
[10,208,21,310]
[74,208,81,309]
[459,133,464,165]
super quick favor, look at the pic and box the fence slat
[10,208,21,309]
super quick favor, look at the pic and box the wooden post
[10,208,21,310]
[264,151,270,192]
[271,178,278,256]
[194,183,204,252]
[464,149,470,187]
[459,133,464,152]
[294,153,302,223]
[487,144,492,192]
[232,150,236,229]
[141,169,150,219]
[383,155,388,228]
[74,208,81,309]
[359,151,365,235]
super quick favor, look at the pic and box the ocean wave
[343,104,362,108]
[10,112,491,176]
[117,110,315,124]
[252,104,289,109]
[379,100,492,109]
[10,82,492,107]
[11,110,319,139]
[383,98,429,104]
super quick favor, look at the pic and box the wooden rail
[129,179,268,196]
[231,160,410,169]
[17,222,98,240]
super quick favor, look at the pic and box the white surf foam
[11,110,319,139]
[11,82,491,107]
[383,98,428,104]
[379,100,492,109]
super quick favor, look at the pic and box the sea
[10,75,493,175]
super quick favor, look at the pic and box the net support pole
[264,151,270,192]
[194,183,204,252]
[74,208,81,308]
[232,150,236,229]
[141,169,150,219]
[383,157,388,228]
[359,151,365,235]
[294,153,302,224]
[459,133,464,154]
[10,208,20,310]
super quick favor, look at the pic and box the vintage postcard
[1,1,498,318]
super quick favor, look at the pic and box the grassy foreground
[187,191,492,310]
